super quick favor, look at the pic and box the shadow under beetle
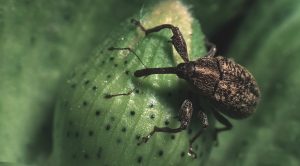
[107,19,260,158]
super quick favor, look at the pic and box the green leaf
[52,1,215,165]
[0,0,147,163]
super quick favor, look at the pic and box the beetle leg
[131,19,189,63]
[188,111,209,158]
[104,88,137,99]
[137,99,193,145]
[211,110,233,145]
[204,39,217,57]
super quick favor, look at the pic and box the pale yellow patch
[141,0,193,64]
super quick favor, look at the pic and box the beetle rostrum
[107,19,260,159]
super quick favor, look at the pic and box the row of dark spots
[70,82,98,91]
[84,79,99,91]
[135,150,164,164]
[129,110,171,124]
[108,56,129,66]
[67,126,128,138]
[101,57,128,66]
[107,70,131,78]
[72,147,103,160]
[71,84,98,91]
[66,131,80,138]
[72,153,90,160]
[66,128,98,138]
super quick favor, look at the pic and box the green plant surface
[2,0,300,165]
[52,1,216,165]
[0,0,248,164]
[207,0,300,166]
[0,0,146,163]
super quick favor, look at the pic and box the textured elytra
[177,55,260,119]
[214,56,260,119]
[52,1,214,166]
[188,56,260,119]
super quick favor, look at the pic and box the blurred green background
[1,0,299,165]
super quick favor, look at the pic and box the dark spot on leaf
[150,114,155,119]
[158,150,164,157]
[71,84,76,89]
[124,60,128,64]
[106,124,111,131]
[84,80,90,85]
[135,135,141,140]
[135,89,140,94]
[125,70,130,75]
[72,153,77,159]
[89,130,94,136]
[180,152,185,157]
[130,111,135,116]
[149,103,154,108]
[92,86,97,91]
[83,101,88,106]
[30,36,36,44]
[75,132,79,138]
[109,57,114,61]
[116,138,122,144]
[64,101,69,107]
[107,75,111,79]
[97,147,102,159]
[84,153,89,159]
[171,135,175,140]
[137,156,143,163]
[114,64,118,67]
[164,120,169,126]
[95,110,101,116]
[110,117,115,121]
[199,151,203,158]
[121,127,126,132]
[63,11,72,22]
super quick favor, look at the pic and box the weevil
[107,19,260,158]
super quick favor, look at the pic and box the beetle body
[176,56,260,119]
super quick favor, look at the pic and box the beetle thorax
[177,57,221,96]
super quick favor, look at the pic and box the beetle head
[176,62,195,80]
